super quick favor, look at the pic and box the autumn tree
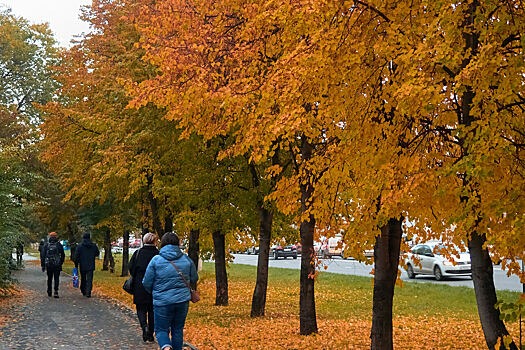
[130,0,345,334]
[337,2,525,348]
[0,9,59,289]
[130,0,286,309]
[128,0,524,347]
[39,0,174,251]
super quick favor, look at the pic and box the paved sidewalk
[0,260,158,350]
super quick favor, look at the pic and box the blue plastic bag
[72,267,79,288]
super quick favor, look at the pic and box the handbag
[169,259,200,303]
[123,249,142,295]
[122,275,134,294]
[190,288,201,303]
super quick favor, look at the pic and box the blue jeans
[154,301,189,350]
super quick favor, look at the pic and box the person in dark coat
[16,242,24,266]
[40,232,65,298]
[129,232,159,342]
[38,238,46,271]
[69,241,78,267]
[73,232,100,298]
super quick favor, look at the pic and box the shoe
[147,333,154,342]
[47,291,52,297]
[54,291,59,298]
[142,327,148,342]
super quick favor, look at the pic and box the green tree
[0,9,58,290]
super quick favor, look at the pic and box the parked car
[246,246,259,255]
[314,242,323,256]
[111,246,123,254]
[319,234,344,258]
[271,244,298,259]
[404,241,471,281]
[129,238,142,248]
[363,249,374,258]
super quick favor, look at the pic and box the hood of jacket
[158,244,184,261]
[80,238,96,248]
[48,236,59,243]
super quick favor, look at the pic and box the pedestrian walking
[16,241,24,266]
[142,232,198,350]
[70,241,78,267]
[40,232,65,298]
[38,238,46,271]
[129,232,159,342]
[73,232,100,298]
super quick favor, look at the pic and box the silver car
[404,241,472,281]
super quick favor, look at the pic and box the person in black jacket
[129,233,159,342]
[38,238,46,271]
[40,232,65,298]
[73,232,100,298]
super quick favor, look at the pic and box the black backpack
[45,241,61,268]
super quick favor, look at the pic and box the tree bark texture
[299,213,317,335]
[469,232,517,350]
[188,228,200,290]
[164,215,173,233]
[251,204,272,317]
[298,139,318,335]
[146,173,163,237]
[121,230,130,277]
[370,218,402,350]
[212,230,228,306]
[102,228,115,273]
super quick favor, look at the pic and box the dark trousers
[80,270,94,296]
[46,268,60,293]
[136,303,154,333]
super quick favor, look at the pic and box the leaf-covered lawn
[64,259,520,349]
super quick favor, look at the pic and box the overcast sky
[0,0,91,47]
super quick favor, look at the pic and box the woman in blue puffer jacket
[142,232,198,350]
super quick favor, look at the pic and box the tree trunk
[299,139,318,335]
[299,213,317,335]
[212,230,228,306]
[188,228,200,290]
[146,173,163,237]
[469,232,517,350]
[142,198,150,234]
[370,218,402,350]
[251,204,272,317]
[102,228,115,273]
[456,3,517,347]
[121,230,130,277]
[164,215,173,233]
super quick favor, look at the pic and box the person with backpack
[41,232,65,298]
[73,232,100,298]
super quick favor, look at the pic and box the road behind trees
[232,253,523,292]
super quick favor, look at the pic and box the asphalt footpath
[0,256,158,350]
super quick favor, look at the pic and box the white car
[404,241,472,281]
